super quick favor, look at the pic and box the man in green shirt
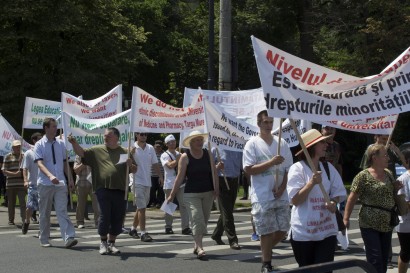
[68,127,137,255]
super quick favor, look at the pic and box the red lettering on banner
[140,94,153,104]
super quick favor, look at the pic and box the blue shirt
[214,149,242,178]
[34,136,67,186]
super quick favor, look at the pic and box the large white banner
[22,97,62,129]
[204,99,311,149]
[252,36,410,122]
[62,110,131,158]
[130,87,204,134]
[61,85,122,119]
[0,115,31,156]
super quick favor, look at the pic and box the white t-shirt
[132,142,158,186]
[396,171,410,233]
[22,149,39,187]
[287,161,347,241]
[160,150,180,190]
[242,135,293,204]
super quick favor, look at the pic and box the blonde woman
[167,131,220,260]
[344,144,402,273]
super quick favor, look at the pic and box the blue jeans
[360,227,392,273]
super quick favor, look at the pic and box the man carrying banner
[211,149,242,250]
[129,133,163,242]
[243,110,293,273]
[34,118,77,248]
[22,132,42,234]
[68,127,137,254]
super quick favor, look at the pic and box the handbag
[335,208,346,231]
[390,206,400,227]
[394,193,409,216]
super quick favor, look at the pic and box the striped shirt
[1,152,24,189]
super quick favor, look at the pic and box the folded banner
[0,114,31,156]
[61,85,122,119]
[22,97,62,129]
[252,36,410,122]
[62,110,131,158]
[130,87,204,134]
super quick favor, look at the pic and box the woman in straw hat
[167,130,221,260]
[287,129,346,269]
[344,144,402,273]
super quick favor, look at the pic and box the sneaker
[261,264,274,273]
[77,224,85,229]
[108,243,121,254]
[211,236,226,245]
[165,228,174,234]
[387,261,394,269]
[251,233,260,241]
[8,221,15,225]
[31,215,38,223]
[65,238,78,248]
[129,229,139,239]
[141,233,153,242]
[99,241,108,255]
[181,228,193,235]
[22,222,29,234]
[41,242,52,247]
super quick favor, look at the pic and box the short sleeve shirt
[82,145,129,192]
[160,150,180,190]
[132,143,158,186]
[243,135,293,204]
[351,169,395,232]
[34,136,66,186]
[396,171,410,233]
[22,149,39,186]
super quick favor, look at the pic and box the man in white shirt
[129,133,163,242]
[243,110,293,273]
[22,132,42,234]
[160,134,191,235]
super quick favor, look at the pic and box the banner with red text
[130,87,204,135]
[252,36,410,122]
[61,85,122,119]
[0,114,31,156]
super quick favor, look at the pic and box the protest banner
[252,36,410,122]
[22,97,62,129]
[61,85,122,119]
[62,110,131,158]
[130,87,204,137]
[0,114,31,156]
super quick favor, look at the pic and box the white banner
[204,100,259,151]
[22,97,62,129]
[61,85,122,119]
[62,110,131,159]
[272,119,312,146]
[252,36,410,122]
[0,115,31,156]
[130,87,204,134]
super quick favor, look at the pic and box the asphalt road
[0,206,403,273]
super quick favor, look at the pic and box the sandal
[197,248,206,260]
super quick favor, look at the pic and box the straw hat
[182,130,208,147]
[12,140,21,147]
[295,129,331,156]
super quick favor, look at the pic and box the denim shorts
[27,185,39,210]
